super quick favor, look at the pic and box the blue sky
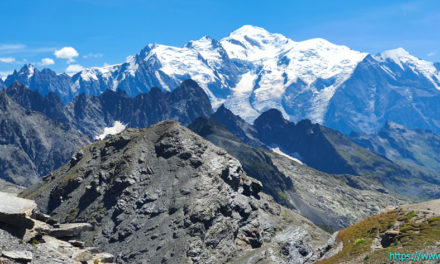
[0,0,439,78]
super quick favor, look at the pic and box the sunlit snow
[95,121,127,140]
[271,147,303,165]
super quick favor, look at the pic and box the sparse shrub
[354,238,366,246]
[406,211,416,220]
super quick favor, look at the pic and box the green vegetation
[318,209,440,264]
[354,238,366,246]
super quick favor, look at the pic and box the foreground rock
[0,192,36,229]
[0,191,113,263]
[22,121,332,263]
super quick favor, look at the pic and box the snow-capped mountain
[3,25,440,134]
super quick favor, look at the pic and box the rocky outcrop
[0,192,36,229]
[21,121,332,263]
[0,191,113,263]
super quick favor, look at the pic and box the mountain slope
[0,91,90,186]
[350,121,440,173]
[21,121,331,264]
[325,51,440,134]
[319,199,440,264]
[189,116,407,231]
[4,26,440,134]
[252,109,440,200]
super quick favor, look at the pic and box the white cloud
[0,57,15,63]
[65,64,84,75]
[54,47,79,63]
[83,52,103,59]
[39,58,55,66]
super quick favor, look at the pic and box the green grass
[318,209,440,264]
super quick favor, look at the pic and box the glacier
[3,25,440,134]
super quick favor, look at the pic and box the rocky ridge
[21,121,332,263]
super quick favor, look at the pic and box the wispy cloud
[83,52,103,59]
[0,44,57,55]
[0,44,26,51]
[427,51,437,57]
[0,57,16,63]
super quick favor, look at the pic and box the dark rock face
[5,80,212,139]
[5,82,70,123]
[350,121,440,174]
[0,91,90,186]
[212,105,265,148]
[68,79,212,138]
[252,109,440,200]
[21,121,331,264]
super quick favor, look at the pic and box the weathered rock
[0,192,36,229]
[22,121,332,263]
[48,223,93,238]
[2,250,33,262]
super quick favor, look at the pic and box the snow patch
[95,121,127,140]
[271,147,303,165]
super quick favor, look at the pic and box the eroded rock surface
[22,121,332,263]
[0,191,113,264]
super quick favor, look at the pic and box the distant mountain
[6,81,70,123]
[211,106,440,200]
[189,117,407,230]
[67,79,212,138]
[325,50,440,134]
[3,26,440,134]
[252,109,440,200]
[0,91,90,186]
[350,121,440,173]
[22,121,332,263]
[5,80,212,139]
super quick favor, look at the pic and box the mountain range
[0,80,212,185]
[2,25,440,135]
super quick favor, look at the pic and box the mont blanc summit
[4,25,440,134]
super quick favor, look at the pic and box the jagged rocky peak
[254,108,291,131]
[22,121,331,264]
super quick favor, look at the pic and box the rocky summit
[21,121,333,264]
